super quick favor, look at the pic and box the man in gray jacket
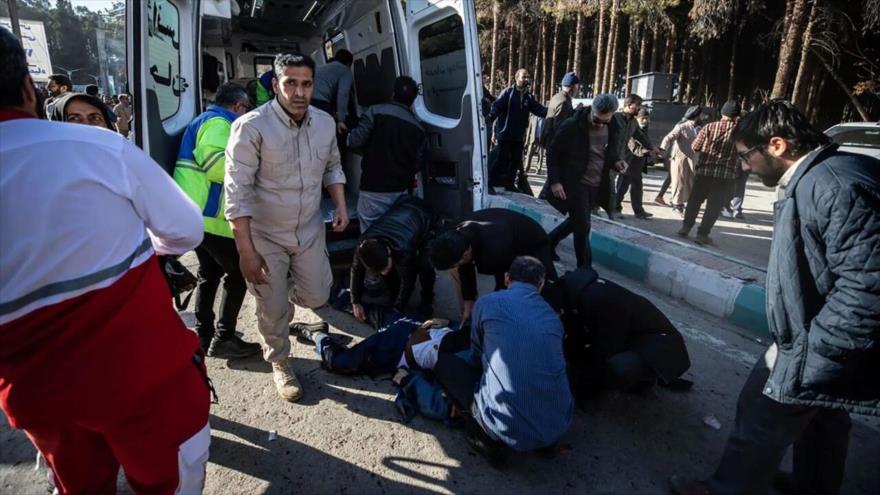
[225,53,349,403]
[670,101,880,495]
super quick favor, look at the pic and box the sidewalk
[488,166,776,340]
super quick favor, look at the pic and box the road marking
[674,320,759,369]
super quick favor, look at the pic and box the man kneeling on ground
[545,268,691,395]
[349,196,437,326]
[433,256,573,467]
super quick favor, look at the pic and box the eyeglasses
[737,144,764,163]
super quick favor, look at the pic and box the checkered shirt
[692,119,739,179]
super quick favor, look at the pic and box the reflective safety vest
[255,70,275,106]
[173,105,237,238]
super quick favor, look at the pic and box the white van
[126,0,491,270]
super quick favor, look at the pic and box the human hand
[615,160,628,173]
[332,207,349,232]
[239,248,269,285]
[352,303,366,321]
[336,121,348,134]
[551,183,566,201]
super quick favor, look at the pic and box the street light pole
[54,65,83,81]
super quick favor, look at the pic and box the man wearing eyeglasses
[677,100,742,245]
[173,82,261,359]
[670,101,880,495]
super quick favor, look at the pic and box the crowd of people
[1,25,878,495]
[40,72,133,136]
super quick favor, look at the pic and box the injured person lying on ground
[543,268,692,396]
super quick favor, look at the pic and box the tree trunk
[565,33,573,73]
[534,17,544,100]
[517,14,526,70]
[792,0,819,110]
[543,17,551,101]
[507,16,515,86]
[677,40,689,102]
[625,19,637,94]
[807,71,826,122]
[813,49,870,121]
[593,0,607,95]
[573,7,584,77]
[605,1,621,93]
[550,14,561,97]
[490,0,500,93]
[727,21,742,101]
[649,25,660,72]
[665,24,676,73]
[638,21,648,73]
[771,0,810,99]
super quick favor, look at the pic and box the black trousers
[682,175,735,236]
[494,139,525,191]
[194,233,247,340]
[615,171,645,215]
[708,355,851,495]
[658,173,672,197]
[548,183,600,268]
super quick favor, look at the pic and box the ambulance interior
[195,0,482,270]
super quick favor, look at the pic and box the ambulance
[126,0,506,271]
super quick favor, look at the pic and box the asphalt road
[2,246,878,494]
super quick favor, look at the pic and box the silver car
[825,122,880,159]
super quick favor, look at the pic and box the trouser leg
[249,235,294,363]
[731,170,749,212]
[568,190,589,268]
[417,250,436,303]
[24,425,120,494]
[630,172,645,214]
[199,233,246,340]
[194,244,222,341]
[615,173,631,211]
[682,175,711,230]
[792,407,851,495]
[698,178,733,236]
[658,173,671,197]
[498,140,517,190]
[707,354,836,495]
[434,352,481,411]
[357,191,406,233]
[289,230,334,310]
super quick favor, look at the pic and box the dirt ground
[2,246,878,495]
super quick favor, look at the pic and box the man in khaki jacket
[225,53,348,402]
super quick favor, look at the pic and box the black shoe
[694,234,714,246]
[734,211,745,220]
[208,334,261,359]
[635,212,653,219]
[465,422,510,469]
[290,321,329,343]
[676,227,690,238]
[198,334,212,354]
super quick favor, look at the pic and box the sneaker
[208,334,261,359]
[734,211,745,220]
[676,226,690,238]
[635,212,653,219]
[694,234,714,246]
[654,196,668,206]
[272,358,303,402]
[289,321,329,344]
[720,207,734,219]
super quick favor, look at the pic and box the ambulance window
[418,14,466,120]
[254,57,274,78]
[147,0,181,120]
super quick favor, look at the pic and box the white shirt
[0,118,203,324]
[775,150,814,200]
[397,326,454,370]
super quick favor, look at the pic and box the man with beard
[670,101,880,495]
[44,73,72,118]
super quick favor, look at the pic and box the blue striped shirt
[471,282,573,451]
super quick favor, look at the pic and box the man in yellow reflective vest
[174,82,261,358]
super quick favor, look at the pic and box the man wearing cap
[677,100,741,245]
[540,72,579,148]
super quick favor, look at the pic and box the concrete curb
[489,195,770,338]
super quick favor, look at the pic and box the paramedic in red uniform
[0,28,212,494]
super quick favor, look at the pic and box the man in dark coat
[545,93,622,268]
[428,208,557,321]
[487,68,547,192]
[349,196,436,326]
[671,101,880,495]
[546,268,690,395]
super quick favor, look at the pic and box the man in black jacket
[545,268,690,395]
[670,102,880,495]
[429,208,557,321]
[545,94,623,268]
[347,76,426,232]
[349,196,436,325]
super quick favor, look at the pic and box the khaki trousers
[669,154,695,206]
[248,231,333,362]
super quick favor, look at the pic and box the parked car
[825,122,880,159]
